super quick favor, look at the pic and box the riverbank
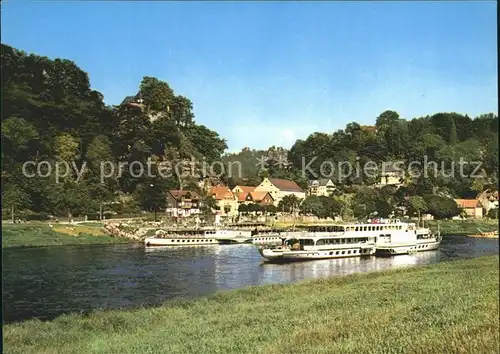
[427,219,499,236]
[1,224,133,248]
[4,256,498,354]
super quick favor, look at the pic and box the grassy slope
[4,256,499,354]
[1,224,131,248]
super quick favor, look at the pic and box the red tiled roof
[237,192,250,202]
[234,186,256,194]
[250,191,273,202]
[455,199,482,209]
[210,186,236,200]
[268,178,303,192]
[169,190,201,200]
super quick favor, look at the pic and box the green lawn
[4,256,499,354]
[1,224,132,248]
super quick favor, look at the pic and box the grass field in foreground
[4,256,499,354]
[1,224,132,248]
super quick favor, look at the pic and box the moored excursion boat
[374,223,441,256]
[144,228,252,247]
[259,234,376,262]
[258,219,442,262]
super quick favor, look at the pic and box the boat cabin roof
[295,220,415,233]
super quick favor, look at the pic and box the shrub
[487,208,499,219]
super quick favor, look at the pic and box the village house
[210,186,239,217]
[376,162,404,187]
[454,199,484,219]
[119,96,163,121]
[308,179,336,196]
[166,190,201,219]
[238,191,275,206]
[120,96,144,109]
[232,185,256,199]
[254,178,305,205]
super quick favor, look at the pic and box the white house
[254,178,305,205]
[308,179,336,196]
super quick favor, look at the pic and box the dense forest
[1,43,227,218]
[2,43,498,220]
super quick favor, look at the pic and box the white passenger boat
[374,221,441,256]
[259,234,376,262]
[144,228,252,247]
[250,228,286,245]
[258,219,441,262]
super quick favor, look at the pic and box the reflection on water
[2,236,498,323]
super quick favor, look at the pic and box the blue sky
[2,1,497,152]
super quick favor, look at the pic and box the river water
[3,236,498,323]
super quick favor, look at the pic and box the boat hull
[259,246,375,263]
[416,240,441,251]
[251,236,284,245]
[144,237,219,247]
[216,237,252,244]
[376,240,441,255]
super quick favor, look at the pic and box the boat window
[355,227,359,232]
[336,251,339,255]
[341,251,345,255]
[299,239,314,246]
